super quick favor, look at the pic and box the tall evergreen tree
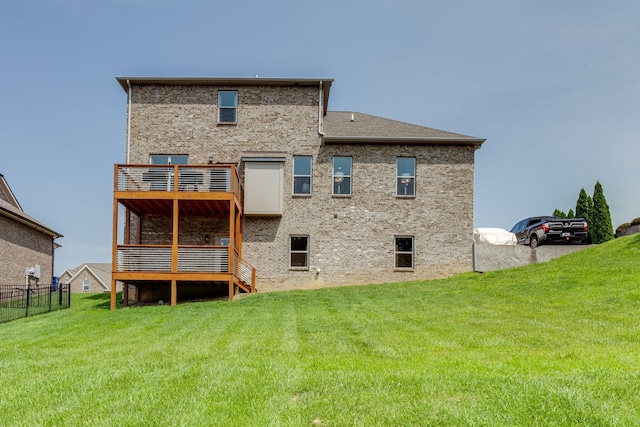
[591,181,614,244]
[553,208,567,219]
[567,208,575,218]
[575,188,593,243]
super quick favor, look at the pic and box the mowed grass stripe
[1,234,639,425]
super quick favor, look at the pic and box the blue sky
[1,1,639,275]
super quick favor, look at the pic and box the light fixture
[400,172,411,185]
[204,234,210,244]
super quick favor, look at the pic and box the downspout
[318,80,325,136]
[126,79,132,164]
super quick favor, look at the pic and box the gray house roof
[61,263,112,290]
[323,111,485,146]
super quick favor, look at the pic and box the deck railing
[116,164,241,199]
[235,250,257,291]
[117,245,230,273]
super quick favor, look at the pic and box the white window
[218,91,238,123]
[290,235,309,268]
[82,278,90,292]
[395,236,414,269]
[150,154,188,165]
[333,157,352,195]
[397,157,415,196]
[293,156,312,195]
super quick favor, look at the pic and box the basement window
[290,235,309,269]
[394,236,414,270]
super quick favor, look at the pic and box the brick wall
[127,84,476,291]
[0,215,54,286]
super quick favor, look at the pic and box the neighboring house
[111,77,485,309]
[0,173,62,287]
[59,263,121,293]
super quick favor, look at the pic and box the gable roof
[0,174,62,238]
[62,263,112,290]
[0,174,21,209]
[323,111,485,146]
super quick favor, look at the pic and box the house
[59,263,121,293]
[111,77,484,309]
[0,173,62,287]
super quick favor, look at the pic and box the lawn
[1,234,639,426]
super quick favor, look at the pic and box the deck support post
[111,189,119,311]
[123,283,129,307]
[171,280,177,306]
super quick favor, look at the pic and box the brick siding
[126,84,476,291]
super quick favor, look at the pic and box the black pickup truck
[510,216,588,248]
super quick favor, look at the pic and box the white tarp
[473,228,517,245]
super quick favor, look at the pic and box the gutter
[318,81,325,136]
[323,136,486,147]
[126,79,132,164]
[0,206,62,238]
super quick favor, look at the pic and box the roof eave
[0,207,62,238]
[116,76,334,92]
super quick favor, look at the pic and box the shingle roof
[323,111,484,146]
[63,263,112,291]
[0,197,62,238]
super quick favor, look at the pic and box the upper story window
[218,91,238,123]
[150,154,188,165]
[333,156,352,196]
[293,156,312,195]
[82,278,90,292]
[397,157,416,196]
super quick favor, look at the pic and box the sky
[1,1,639,276]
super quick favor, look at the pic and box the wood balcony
[111,164,255,310]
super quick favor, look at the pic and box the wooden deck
[111,164,256,310]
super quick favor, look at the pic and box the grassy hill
[2,234,640,426]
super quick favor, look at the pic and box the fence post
[25,287,30,318]
[49,285,52,312]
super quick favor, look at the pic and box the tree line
[553,181,614,244]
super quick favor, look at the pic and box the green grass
[2,235,640,426]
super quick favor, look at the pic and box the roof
[0,174,21,209]
[0,174,62,238]
[323,111,485,146]
[116,76,334,115]
[61,263,112,290]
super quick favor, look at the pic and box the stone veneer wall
[0,215,54,286]
[127,84,476,291]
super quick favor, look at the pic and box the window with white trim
[218,91,238,123]
[150,154,188,165]
[82,278,90,292]
[293,156,312,195]
[397,157,415,196]
[332,157,352,195]
[290,235,309,268]
[394,236,414,269]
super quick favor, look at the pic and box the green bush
[616,222,632,235]
[631,217,640,226]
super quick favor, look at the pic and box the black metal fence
[0,284,70,323]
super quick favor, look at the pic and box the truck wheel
[530,235,539,249]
